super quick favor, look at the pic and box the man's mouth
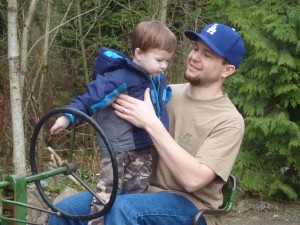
[188,62,202,72]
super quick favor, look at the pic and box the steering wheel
[30,108,118,220]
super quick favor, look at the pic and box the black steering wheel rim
[30,107,118,220]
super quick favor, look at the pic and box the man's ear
[222,65,236,78]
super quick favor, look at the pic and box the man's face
[184,40,226,86]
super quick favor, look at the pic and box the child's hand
[50,116,71,134]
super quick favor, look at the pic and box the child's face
[134,48,174,77]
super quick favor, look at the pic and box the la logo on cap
[207,24,218,35]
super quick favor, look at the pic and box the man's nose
[190,51,202,62]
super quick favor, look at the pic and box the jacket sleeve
[67,73,126,117]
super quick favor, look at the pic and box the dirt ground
[223,195,300,225]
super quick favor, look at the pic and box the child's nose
[161,62,168,70]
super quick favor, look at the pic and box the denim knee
[48,192,93,225]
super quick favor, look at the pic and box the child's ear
[134,48,143,61]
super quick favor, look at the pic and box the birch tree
[7,0,26,175]
[7,0,39,175]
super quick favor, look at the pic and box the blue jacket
[66,47,172,156]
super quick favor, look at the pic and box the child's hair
[131,20,177,54]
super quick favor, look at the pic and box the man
[109,22,245,225]
[48,23,245,225]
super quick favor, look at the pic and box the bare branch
[28,5,101,56]
[20,0,39,93]
[47,146,81,186]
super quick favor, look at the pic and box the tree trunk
[158,0,168,23]
[76,0,89,84]
[38,0,51,111]
[20,0,39,94]
[7,0,26,176]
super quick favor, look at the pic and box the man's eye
[204,52,212,58]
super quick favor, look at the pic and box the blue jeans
[48,192,207,225]
[48,192,92,225]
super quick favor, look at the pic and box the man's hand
[112,88,159,129]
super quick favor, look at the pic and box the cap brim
[184,30,201,41]
[184,30,225,58]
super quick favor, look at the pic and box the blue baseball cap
[184,23,245,68]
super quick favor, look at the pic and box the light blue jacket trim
[64,113,74,124]
[162,85,172,103]
[90,83,127,111]
[148,74,161,118]
[64,113,81,126]
[103,50,123,59]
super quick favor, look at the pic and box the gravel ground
[223,195,300,225]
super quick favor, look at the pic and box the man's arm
[112,89,216,193]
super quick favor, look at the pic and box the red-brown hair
[131,21,177,54]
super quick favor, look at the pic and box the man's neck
[187,84,223,100]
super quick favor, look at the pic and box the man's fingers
[118,92,147,106]
[114,95,138,111]
[114,107,132,123]
[112,101,125,112]
[143,88,151,102]
[117,93,136,103]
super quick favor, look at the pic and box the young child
[50,20,177,224]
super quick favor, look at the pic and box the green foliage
[207,0,300,200]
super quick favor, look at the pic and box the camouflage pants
[88,146,153,225]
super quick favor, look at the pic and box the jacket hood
[93,47,148,80]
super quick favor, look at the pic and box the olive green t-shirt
[148,83,244,225]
